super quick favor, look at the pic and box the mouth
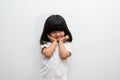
[55,36,62,39]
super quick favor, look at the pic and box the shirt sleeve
[64,42,72,55]
[40,43,49,49]
[40,43,49,57]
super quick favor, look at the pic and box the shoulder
[64,41,72,46]
[64,42,72,49]
[40,42,51,48]
[64,42,72,53]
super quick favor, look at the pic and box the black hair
[40,14,72,44]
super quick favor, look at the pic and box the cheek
[50,33,55,37]
[61,33,65,37]
[49,34,52,36]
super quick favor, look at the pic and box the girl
[39,14,72,80]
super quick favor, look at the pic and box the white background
[0,0,120,80]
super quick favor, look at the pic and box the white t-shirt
[39,42,72,80]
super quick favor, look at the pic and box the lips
[55,36,63,39]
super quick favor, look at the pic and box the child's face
[50,31,65,40]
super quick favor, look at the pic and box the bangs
[47,25,65,34]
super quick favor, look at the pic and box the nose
[56,32,60,36]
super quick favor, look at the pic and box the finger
[47,35,52,41]
[47,35,57,42]
[65,35,69,40]
[47,35,51,39]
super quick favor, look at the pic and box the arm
[58,36,71,60]
[42,41,57,58]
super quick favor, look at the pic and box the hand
[58,35,69,42]
[47,35,57,42]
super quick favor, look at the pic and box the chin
[56,38,59,41]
